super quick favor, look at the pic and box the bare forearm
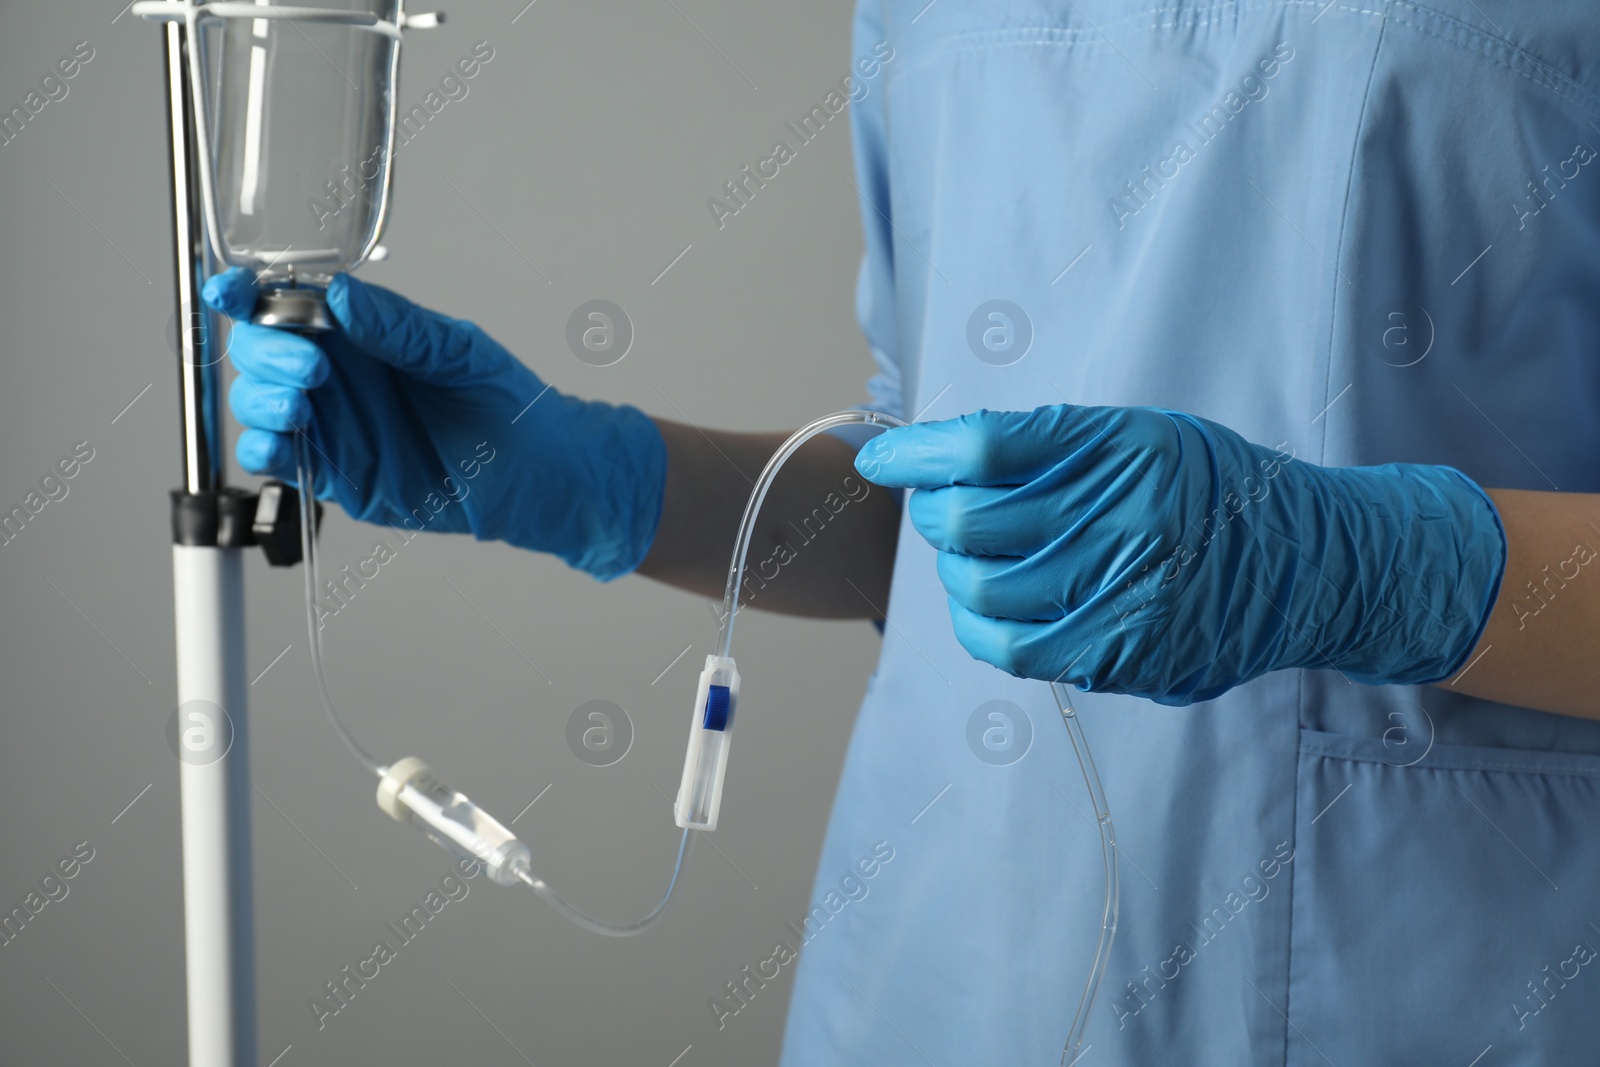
[1440,489,1600,719]
[636,420,900,618]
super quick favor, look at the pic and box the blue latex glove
[857,405,1506,705]
[202,268,666,580]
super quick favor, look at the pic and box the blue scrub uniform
[781,2,1600,1063]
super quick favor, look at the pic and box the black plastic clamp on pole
[170,482,321,565]
[252,481,321,566]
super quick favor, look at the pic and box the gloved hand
[857,405,1506,705]
[203,268,666,580]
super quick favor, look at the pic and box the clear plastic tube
[516,828,694,938]
[716,409,907,657]
[293,430,693,937]
[294,431,384,777]
[672,411,907,833]
[710,410,1119,1061]
[292,409,1121,1020]
[1053,682,1119,1064]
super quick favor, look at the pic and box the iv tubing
[716,410,907,658]
[710,410,1119,1058]
[292,410,1121,1034]
[295,431,383,777]
[1053,682,1119,1063]
[294,429,695,936]
[516,829,695,938]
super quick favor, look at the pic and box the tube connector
[674,656,740,830]
[378,757,530,886]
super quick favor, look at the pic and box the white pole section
[173,543,255,1067]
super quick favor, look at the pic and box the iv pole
[161,16,258,1066]
[142,6,431,1060]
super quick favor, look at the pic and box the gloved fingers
[229,376,311,433]
[946,598,1068,681]
[856,406,1109,489]
[201,266,259,321]
[936,551,1092,623]
[908,485,1007,553]
[225,322,331,389]
[945,598,1126,686]
[235,428,297,480]
[908,482,1107,556]
[327,273,508,387]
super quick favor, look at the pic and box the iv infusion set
[132,2,1116,1063]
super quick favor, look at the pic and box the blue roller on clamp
[703,683,734,732]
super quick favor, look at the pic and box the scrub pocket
[1286,728,1600,1067]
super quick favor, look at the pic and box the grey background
[0,2,881,1065]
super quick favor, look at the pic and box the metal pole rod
[166,16,219,496]
[162,17,257,1067]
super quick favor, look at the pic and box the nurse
[207,0,1600,1062]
